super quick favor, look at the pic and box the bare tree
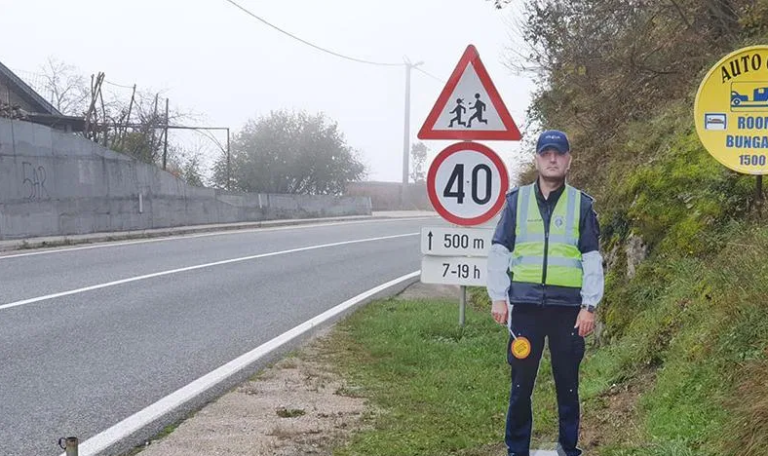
[172,139,207,187]
[37,58,200,172]
[39,57,90,115]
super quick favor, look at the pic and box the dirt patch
[580,369,656,450]
[137,282,460,456]
[137,339,369,456]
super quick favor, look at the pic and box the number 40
[443,164,492,204]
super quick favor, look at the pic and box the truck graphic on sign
[731,82,768,111]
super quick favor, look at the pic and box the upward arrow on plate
[428,231,433,250]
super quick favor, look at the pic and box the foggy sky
[0,0,535,183]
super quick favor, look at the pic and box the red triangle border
[417,45,522,141]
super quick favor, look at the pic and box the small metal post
[58,436,78,456]
[459,285,466,327]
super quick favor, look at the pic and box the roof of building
[0,60,61,116]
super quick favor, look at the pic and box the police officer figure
[487,130,604,456]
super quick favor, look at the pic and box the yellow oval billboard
[695,45,768,175]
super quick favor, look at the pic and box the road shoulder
[0,211,437,254]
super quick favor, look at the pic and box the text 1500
[739,154,767,166]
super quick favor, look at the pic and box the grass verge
[323,294,600,456]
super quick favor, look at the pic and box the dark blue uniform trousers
[505,304,585,456]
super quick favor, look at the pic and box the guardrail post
[58,436,78,456]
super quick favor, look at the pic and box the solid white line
[0,217,434,260]
[65,270,421,456]
[0,233,418,312]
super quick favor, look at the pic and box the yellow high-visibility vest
[510,184,583,288]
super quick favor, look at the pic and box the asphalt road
[0,218,431,456]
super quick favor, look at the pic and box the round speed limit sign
[427,142,509,226]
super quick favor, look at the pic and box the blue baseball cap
[536,130,570,154]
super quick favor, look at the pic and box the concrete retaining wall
[346,181,432,211]
[0,118,371,240]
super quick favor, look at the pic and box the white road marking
[0,233,418,312]
[0,217,435,260]
[63,270,421,456]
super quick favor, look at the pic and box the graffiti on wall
[22,161,49,200]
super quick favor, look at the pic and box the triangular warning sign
[418,45,522,141]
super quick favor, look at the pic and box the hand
[574,309,596,337]
[491,300,508,325]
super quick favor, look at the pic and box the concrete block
[0,156,19,200]
[0,203,7,238]
[88,198,113,233]
[188,185,214,200]
[240,205,264,222]
[98,144,125,161]
[4,201,60,238]
[11,121,35,157]
[107,198,140,231]
[157,170,184,196]
[0,119,15,156]
[31,123,53,157]
[214,199,242,223]
[57,199,83,235]
[75,159,99,194]
[149,196,187,229]
[104,160,137,198]
[55,133,82,157]
[48,157,81,199]
[184,198,217,226]
[135,163,160,190]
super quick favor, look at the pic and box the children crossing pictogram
[449,98,467,127]
[418,44,521,141]
[467,93,488,128]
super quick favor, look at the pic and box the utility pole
[402,58,423,207]
[226,127,231,191]
[150,93,159,160]
[162,98,169,170]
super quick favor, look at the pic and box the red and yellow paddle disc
[510,337,531,359]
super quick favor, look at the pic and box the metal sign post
[459,285,467,327]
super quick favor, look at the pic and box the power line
[189,127,228,153]
[414,66,445,84]
[221,0,403,67]
[103,80,136,90]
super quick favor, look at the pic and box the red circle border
[427,141,510,226]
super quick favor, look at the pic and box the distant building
[0,60,85,132]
